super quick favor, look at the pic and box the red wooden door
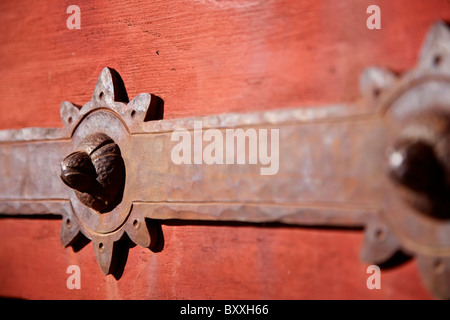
[0,0,449,300]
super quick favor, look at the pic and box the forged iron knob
[60,133,125,213]
[61,151,97,193]
[387,114,450,220]
[387,139,444,195]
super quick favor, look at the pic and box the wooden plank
[0,218,433,299]
[0,0,449,299]
[0,0,448,130]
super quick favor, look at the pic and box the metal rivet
[373,87,381,98]
[433,55,442,66]
[434,258,445,274]
[375,227,386,241]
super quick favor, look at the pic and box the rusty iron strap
[1,21,450,299]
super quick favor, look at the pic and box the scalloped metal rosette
[59,67,159,275]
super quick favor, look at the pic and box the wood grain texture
[0,219,433,299]
[0,0,449,130]
[0,0,449,299]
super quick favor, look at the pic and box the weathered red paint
[0,219,433,299]
[0,0,449,299]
